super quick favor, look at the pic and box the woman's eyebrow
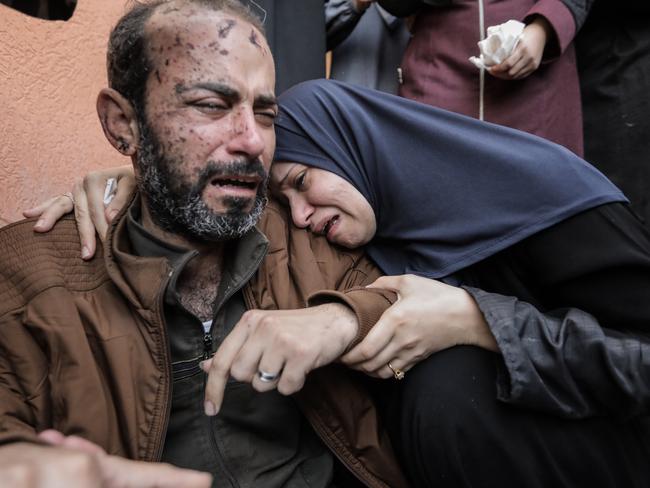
[274,165,295,187]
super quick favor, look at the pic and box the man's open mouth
[210,176,258,190]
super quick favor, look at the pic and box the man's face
[135,6,277,241]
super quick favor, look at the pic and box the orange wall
[0,1,128,225]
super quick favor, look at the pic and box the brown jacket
[0,196,410,488]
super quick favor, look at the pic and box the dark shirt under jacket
[126,204,335,488]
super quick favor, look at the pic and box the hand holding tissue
[469,20,525,69]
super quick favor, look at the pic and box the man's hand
[488,16,551,80]
[341,275,498,379]
[202,303,359,415]
[23,165,135,260]
[0,438,212,488]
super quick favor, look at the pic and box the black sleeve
[325,0,364,51]
[459,203,650,418]
[378,0,454,17]
[561,0,595,31]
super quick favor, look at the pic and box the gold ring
[387,362,405,380]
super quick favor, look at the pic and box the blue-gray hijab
[274,79,627,279]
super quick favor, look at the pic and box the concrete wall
[0,0,128,225]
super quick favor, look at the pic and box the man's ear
[96,88,141,156]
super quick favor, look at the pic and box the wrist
[325,302,359,350]
[457,290,499,352]
[526,15,551,43]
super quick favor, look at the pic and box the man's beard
[135,119,268,242]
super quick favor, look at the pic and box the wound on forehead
[218,18,236,38]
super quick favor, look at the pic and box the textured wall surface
[0,1,128,225]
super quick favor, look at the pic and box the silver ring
[258,370,279,383]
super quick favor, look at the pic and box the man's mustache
[195,158,268,191]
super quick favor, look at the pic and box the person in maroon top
[380,0,584,156]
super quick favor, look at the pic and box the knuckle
[354,347,374,362]
[359,362,377,374]
[388,308,407,325]
[64,451,99,476]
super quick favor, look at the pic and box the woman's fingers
[30,194,74,232]
[83,174,113,240]
[105,175,136,223]
[23,196,61,220]
[341,307,397,364]
[71,184,98,260]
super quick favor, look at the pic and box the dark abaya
[274,79,650,487]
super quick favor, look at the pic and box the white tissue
[469,20,525,69]
[103,178,117,206]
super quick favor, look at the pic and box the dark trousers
[386,203,650,487]
[387,346,650,488]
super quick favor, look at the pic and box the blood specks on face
[218,19,236,38]
[219,49,229,56]
[155,70,162,83]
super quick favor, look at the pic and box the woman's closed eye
[294,171,307,190]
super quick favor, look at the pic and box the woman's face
[270,162,377,248]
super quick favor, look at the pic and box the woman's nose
[290,198,313,228]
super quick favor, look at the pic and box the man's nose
[226,108,266,158]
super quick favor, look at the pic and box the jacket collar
[103,191,268,313]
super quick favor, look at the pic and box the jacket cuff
[0,431,46,447]
[461,286,526,403]
[524,0,576,60]
[308,287,396,350]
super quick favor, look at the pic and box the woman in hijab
[29,79,650,487]
[271,79,650,487]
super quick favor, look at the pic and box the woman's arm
[325,0,372,51]
[23,165,135,259]
[467,286,650,419]
[462,202,650,418]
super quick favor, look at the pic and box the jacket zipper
[150,268,174,462]
[203,332,213,360]
[198,248,266,487]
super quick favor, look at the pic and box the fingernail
[35,219,44,229]
[199,360,207,372]
[204,400,217,416]
[81,246,91,260]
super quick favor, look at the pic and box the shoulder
[0,216,108,315]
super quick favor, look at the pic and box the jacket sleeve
[458,203,650,419]
[560,0,595,31]
[524,0,578,60]
[465,286,650,419]
[325,0,364,51]
[378,0,453,18]
[0,312,47,447]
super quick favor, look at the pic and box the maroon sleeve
[524,0,576,60]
